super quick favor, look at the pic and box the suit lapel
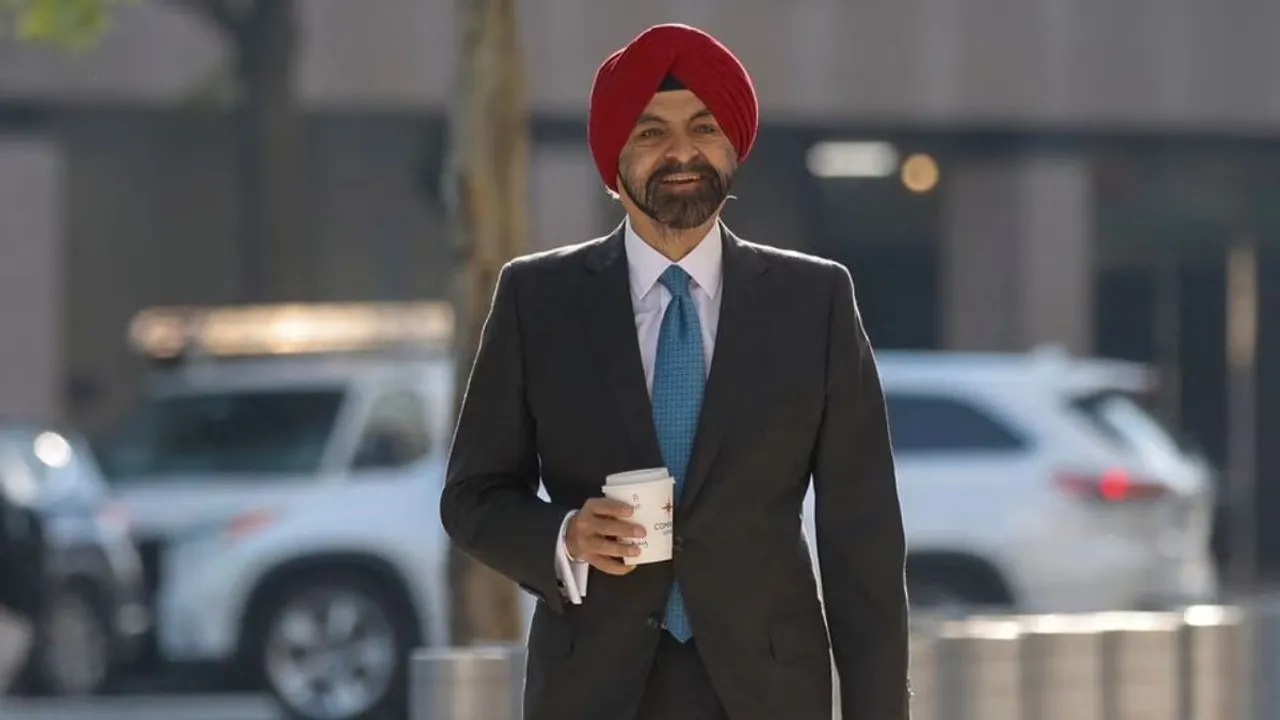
[680,226,770,512]
[580,225,664,469]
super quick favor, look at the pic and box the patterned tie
[651,265,705,643]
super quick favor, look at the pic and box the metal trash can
[410,643,525,720]
[1019,614,1105,720]
[933,618,1022,720]
[1179,605,1248,720]
[1095,611,1183,720]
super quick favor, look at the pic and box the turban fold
[588,24,759,191]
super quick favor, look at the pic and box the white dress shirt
[553,219,723,604]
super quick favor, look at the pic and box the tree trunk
[232,0,304,301]
[445,0,529,645]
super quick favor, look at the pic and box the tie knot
[659,265,692,298]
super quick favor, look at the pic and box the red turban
[588,24,759,192]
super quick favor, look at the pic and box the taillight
[1055,468,1168,502]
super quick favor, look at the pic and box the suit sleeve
[439,262,574,614]
[811,264,910,719]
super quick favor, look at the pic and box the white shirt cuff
[554,510,589,604]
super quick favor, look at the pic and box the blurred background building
[0,0,1278,569]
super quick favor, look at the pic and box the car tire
[254,572,415,720]
[27,583,114,697]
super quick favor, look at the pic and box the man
[440,23,909,720]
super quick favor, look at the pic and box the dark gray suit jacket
[440,224,909,720]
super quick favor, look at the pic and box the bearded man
[441,23,910,720]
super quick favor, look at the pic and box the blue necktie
[652,265,705,643]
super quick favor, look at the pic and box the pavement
[0,695,282,720]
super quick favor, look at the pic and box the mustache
[649,160,718,184]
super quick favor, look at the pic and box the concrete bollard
[1095,611,1184,720]
[907,622,940,720]
[1238,599,1280,720]
[933,618,1022,720]
[1018,614,1105,720]
[1179,605,1248,720]
[410,643,525,720]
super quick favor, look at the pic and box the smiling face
[616,89,738,232]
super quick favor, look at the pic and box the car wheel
[257,574,413,720]
[32,585,113,696]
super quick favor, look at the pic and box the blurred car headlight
[32,431,72,469]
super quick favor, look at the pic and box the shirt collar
[623,218,724,304]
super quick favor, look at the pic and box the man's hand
[565,498,645,575]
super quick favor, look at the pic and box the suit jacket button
[646,615,661,629]
[673,536,684,553]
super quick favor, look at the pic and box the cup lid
[605,467,671,486]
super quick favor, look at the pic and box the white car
[95,303,462,720]
[804,346,1219,614]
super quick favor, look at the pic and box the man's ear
[613,175,632,204]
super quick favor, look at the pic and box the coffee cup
[603,468,676,565]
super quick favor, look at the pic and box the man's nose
[663,134,700,165]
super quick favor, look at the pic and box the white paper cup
[603,469,675,565]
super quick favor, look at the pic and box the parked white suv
[804,346,1219,614]
[95,303,460,720]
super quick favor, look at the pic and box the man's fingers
[584,535,642,559]
[589,555,636,575]
[583,497,635,518]
[564,498,644,566]
[590,517,645,539]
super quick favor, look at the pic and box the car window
[1070,390,1186,462]
[96,389,346,478]
[351,390,433,471]
[886,393,1028,453]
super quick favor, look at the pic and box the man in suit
[440,23,909,720]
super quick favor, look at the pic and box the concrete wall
[942,153,1095,353]
[3,0,1280,129]
[0,135,63,421]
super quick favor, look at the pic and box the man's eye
[639,128,664,139]
[694,124,719,135]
